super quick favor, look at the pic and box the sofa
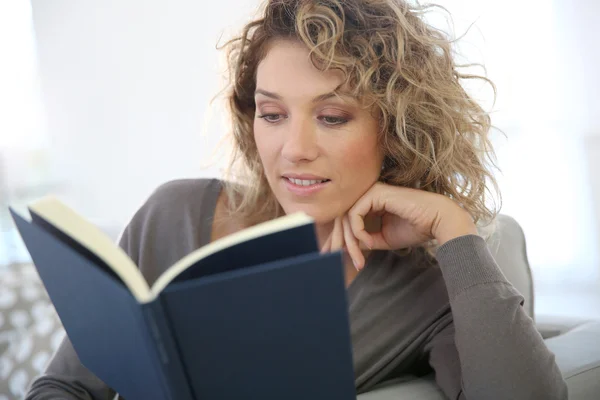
[1,215,599,399]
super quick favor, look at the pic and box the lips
[284,177,330,186]
[282,173,329,180]
[281,175,330,196]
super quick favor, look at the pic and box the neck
[314,219,335,249]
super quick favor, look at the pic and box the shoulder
[125,177,224,236]
[142,178,223,212]
[117,178,225,282]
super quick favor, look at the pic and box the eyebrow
[254,88,355,103]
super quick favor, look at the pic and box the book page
[28,196,153,302]
[150,212,313,297]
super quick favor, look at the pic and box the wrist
[434,207,478,246]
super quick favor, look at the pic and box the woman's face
[254,39,384,223]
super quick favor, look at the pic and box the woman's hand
[322,182,478,269]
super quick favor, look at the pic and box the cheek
[335,135,381,178]
[253,125,274,165]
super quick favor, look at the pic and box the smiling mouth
[283,177,331,186]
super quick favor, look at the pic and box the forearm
[436,235,568,399]
[24,336,116,400]
[26,376,100,400]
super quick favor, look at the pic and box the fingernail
[353,260,359,270]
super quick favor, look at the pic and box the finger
[348,184,392,249]
[331,216,344,252]
[365,232,393,250]
[343,215,364,270]
[348,198,375,249]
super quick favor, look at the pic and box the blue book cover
[9,196,356,400]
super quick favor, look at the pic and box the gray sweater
[25,178,567,399]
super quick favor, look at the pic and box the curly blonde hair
[218,0,501,235]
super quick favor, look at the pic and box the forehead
[256,39,346,93]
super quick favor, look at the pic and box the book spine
[142,300,195,400]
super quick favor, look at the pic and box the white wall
[29,0,261,231]
[429,0,600,288]
[554,0,600,133]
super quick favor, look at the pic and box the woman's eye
[257,114,284,123]
[257,113,349,125]
[320,115,349,125]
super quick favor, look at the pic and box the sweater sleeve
[424,234,568,400]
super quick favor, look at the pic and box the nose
[281,116,319,163]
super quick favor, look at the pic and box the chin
[280,202,336,224]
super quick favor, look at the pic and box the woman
[26,0,568,399]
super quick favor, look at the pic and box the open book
[24,196,316,303]
[10,196,356,400]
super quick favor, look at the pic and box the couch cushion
[0,263,63,399]
[357,375,446,400]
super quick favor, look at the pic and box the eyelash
[256,114,350,126]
